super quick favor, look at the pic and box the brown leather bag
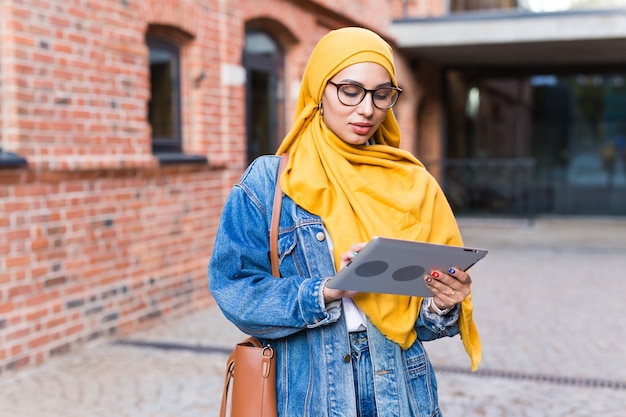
[218,153,288,417]
[219,337,277,417]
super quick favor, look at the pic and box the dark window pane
[244,30,284,164]
[444,69,626,216]
[146,38,181,153]
[149,49,174,138]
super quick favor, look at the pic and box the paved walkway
[1,217,625,417]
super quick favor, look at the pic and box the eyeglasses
[328,81,402,110]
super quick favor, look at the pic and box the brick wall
[0,165,223,369]
[0,0,424,374]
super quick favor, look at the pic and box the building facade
[391,0,626,217]
[2,0,626,373]
[0,0,428,373]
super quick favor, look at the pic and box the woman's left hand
[424,267,472,312]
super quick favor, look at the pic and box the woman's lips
[351,123,372,135]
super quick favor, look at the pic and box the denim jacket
[209,155,461,417]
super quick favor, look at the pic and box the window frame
[146,37,183,154]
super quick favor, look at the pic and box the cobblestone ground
[0,217,625,417]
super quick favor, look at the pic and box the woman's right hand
[323,243,367,303]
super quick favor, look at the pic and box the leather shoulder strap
[270,153,289,278]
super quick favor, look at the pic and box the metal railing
[432,158,536,221]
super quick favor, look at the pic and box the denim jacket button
[316,232,326,241]
[343,354,351,363]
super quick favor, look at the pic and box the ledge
[155,153,208,165]
[0,150,28,168]
[0,152,212,171]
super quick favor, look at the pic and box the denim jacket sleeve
[208,157,340,340]
[415,299,460,340]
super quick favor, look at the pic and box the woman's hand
[424,267,472,313]
[323,243,367,303]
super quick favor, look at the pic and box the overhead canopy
[388,9,626,70]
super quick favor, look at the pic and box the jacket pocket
[277,231,297,265]
[405,353,428,379]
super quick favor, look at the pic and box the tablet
[326,237,488,297]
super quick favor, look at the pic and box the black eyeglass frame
[327,81,403,110]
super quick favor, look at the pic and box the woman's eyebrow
[336,78,393,88]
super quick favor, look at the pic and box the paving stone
[0,217,624,417]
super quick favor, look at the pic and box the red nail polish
[431,271,440,278]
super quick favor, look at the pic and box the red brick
[27,334,50,349]
[26,309,48,321]
[31,266,49,278]
[30,237,50,251]
[46,316,67,329]
[0,301,15,314]
[4,229,29,245]
[6,254,32,268]
[6,328,30,342]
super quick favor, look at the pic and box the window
[243,30,285,164]
[147,37,182,153]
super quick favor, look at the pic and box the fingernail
[425,276,432,283]
[431,271,440,278]
[448,268,456,275]
[351,251,358,256]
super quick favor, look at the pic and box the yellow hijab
[276,27,481,371]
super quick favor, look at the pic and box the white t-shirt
[324,229,367,332]
[342,296,368,332]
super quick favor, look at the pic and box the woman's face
[321,62,392,146]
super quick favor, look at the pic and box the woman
[209,27,481,417]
